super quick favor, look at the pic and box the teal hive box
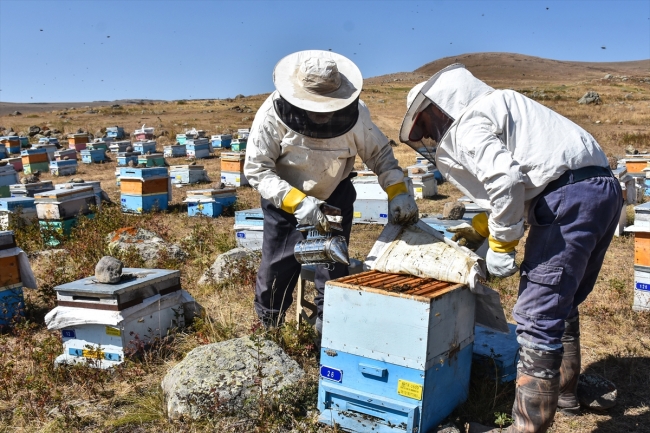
[318,271,475,433]
[137,153,166,167]
[81,149,106,164]
[87,142,109,151]
[230,139,247,152]
[39,215,94,246]
[19,137,30,148]
[176,134,187,145]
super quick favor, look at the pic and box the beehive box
[625,158,649,176]
[176,133,187,145]
[54,149,78,161]
[117,151,141,166]
[185,188,236,217]
[221,171,249,187]
[81,149,106,164]
[0,230,25,327]
[473,324,519,383]
[411,173,437,199]
[221,151,246,172]
[633,265,650,312]
[211,134,232,149]
[10,181,54,197]
[47,268,187,368]
[613,166,637,205]
[134,125,155,141]
[38,137,60,146]
[106,126,125,139]
[21,148,49,165]
[55,181,104,208]
[19,137,30,148]
[138,153,166,167]
[3,157,22,172]
[39,217,87,246]
[230,139,247,152]
[237,129,250,139]
[234,208,264,250]
[67,133,89,151]
[87,141,109,152]
[0,197,37,230]
[0,146,6,159]
[186,139,211,159]
[164,145,187,158]
[2,136,21,154]
[132,140,157,155]
[170,165,208,185]
[49,159,78,176]
[318,271,475,433]
[0,165,19,197]
[109,140,131,154]
[120,167,169,213]
[23,162,50,175]
[352,176,388,225]
[34,185,95,220]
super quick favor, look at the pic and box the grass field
[1,54,650,432]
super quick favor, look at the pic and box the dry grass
[1,58,649,432]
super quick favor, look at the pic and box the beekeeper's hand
[294,196,330,234]
[448,213,489,251]
[486,249,518,277]
[386,182,418,225]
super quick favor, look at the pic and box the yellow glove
[472,212,519,253]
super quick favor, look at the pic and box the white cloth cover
[365,221,509,333]
[404,65,609,243]
[44,290,197,330]
[0,247,37,289]
[244,91,405,207]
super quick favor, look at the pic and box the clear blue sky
[1,0,648,103]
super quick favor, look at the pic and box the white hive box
[410,172,437,199]
[633,265,650,312]
[352,174,388,225]
[10,181,54,198]
[55,181,104,208]
[319,271,475,433]
[234,208,264,250]
[0,197,37,230]
[170,165,209,185]
[34,185,95,220]
[47,268,192,368]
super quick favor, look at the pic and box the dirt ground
[1,53,650,432]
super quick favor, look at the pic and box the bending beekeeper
[245,50,417,333]
[400,64,622,433]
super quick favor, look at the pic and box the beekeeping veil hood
[399,64,493,163]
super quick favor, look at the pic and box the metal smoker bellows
[294,204,350,269]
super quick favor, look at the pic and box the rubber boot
[467,348,562,433]
[557,316,581,415]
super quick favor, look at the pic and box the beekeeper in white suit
[245,50,417,333]
[401,64,621,433]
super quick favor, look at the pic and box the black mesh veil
[274,96,359,139]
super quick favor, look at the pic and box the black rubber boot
[558,315,581,415]
[467,348,562,433]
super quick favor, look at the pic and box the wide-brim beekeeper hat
[273,50,363,113]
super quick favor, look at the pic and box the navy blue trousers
[253,178,355,321]
[513,175,623,350]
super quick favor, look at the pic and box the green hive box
[0,186,9,198]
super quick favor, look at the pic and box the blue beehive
[0,146,6,159]
[19,136,30,148]
[10,181,54,198]
[472,324,519,383]
[49,159,78,176]
[176,134,187,145]
[116,151,141,166]
[170,165,208,185]
[119,167,169,213]
[0,197,36,213]
[164,145,187,158]
[211,134,232,149]
[185,188,236,217]
[120,193,168,213]
[109,140,131,154]
[186,138,211,159]
[106,126,125,139]
[133,140,157,154]
[3,136,21,154]
[318,271,475,433]
[81,149,106,164]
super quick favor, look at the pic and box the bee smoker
[293,204,350,269]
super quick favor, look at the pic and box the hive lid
[221,151,246,160]
[330,270,463,300]
[0,197,36,212]
[34,185,94,201]
[10,181,54,193]
[187,188,235,197]
[54,268,181,310]
[0,230,16,249]
[170,165,204,171]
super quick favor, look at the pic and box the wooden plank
[0,255,21,287]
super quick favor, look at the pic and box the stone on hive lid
[95,256,123,284]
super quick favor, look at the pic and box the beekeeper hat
[273,50,363,113]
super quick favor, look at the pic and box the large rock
[442,201,466,220]
[28,125,41,136]
[106,227,187,266]
[198,247,261,285]
[95,256,123,283]
[578,91,601,105]
[162,336,304,420]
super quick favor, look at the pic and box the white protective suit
[244,91,406,207]
[405,65,609,243]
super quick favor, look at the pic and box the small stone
[595,120,601,124]
[625,145,637,155]
[95,256,123,284]
[442,201,466,220]
[578,91,601,105]
[71,178,85,183]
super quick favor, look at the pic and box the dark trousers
[513,176,623,349]
[254,178,356,321]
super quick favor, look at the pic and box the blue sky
[1,0,648,102]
